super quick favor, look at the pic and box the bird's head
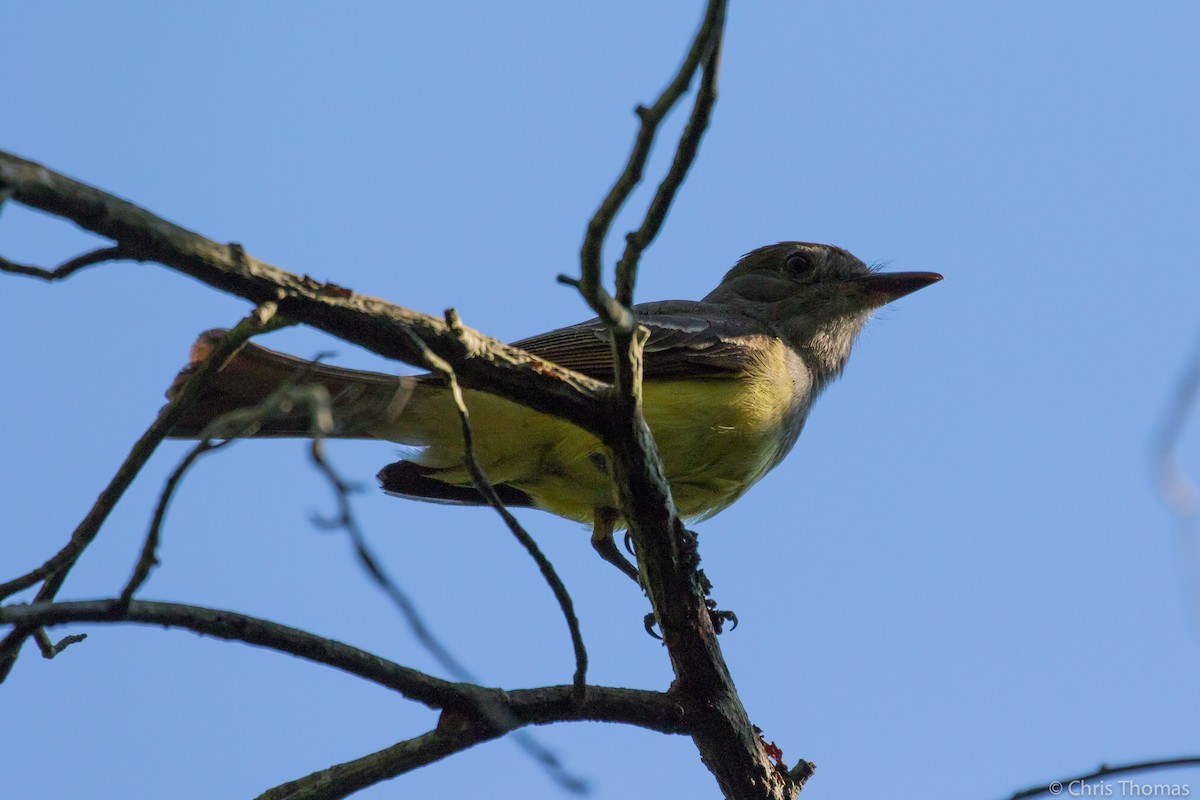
[705,242,941,381]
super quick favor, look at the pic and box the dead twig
[413,309,590,701]
[0,246,132,281]
[117,439,235,608]
[570,0,726,326]
[0,305,288,681]
[318,319,589,793]
[0,598,692,736]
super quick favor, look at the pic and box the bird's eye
[785,252,811,273]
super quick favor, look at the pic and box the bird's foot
[705,599,738,633]
[696,569,737,633]
[591,508,639,584]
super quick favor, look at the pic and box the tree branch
[0,245,131,281]
[1,594,687,800]
[0,599,464,706]
[258,680,697,800]
[116,342,592,789]
[0,599,688,732]
[401,311,589,700]
[574,0,726,326]
[0,306,287,680]
[0,150,609,438]
[255,726,495,800]
[117,438,235,607]
[307,425,589,792]
[615,17,722,305]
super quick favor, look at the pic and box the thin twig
[320,462,470,677]
[255,727,490,800]
[32,627,87,659]
[307,331,588,792]
[0,306,284,602]
[1,148,610,439]
[0,305,288,682]
[615,19,723,304]
[1003,756,1200,800]
[256,678,697,800]
[277,382,482,688]
[98,333,587,788]
[256,720,529,800]
[0,599,436,714]
[118,349,354,607]
[436,309,588,699]
[573,0,726,328]
[0,600,690,738]
[153,343,590,792]
[1,599,689,718]
[116,439,234,608]
[0,246,131,281]
[0,598,463,703]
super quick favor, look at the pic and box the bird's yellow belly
[396,355,800,526]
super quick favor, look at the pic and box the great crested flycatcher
[167,242,940,579]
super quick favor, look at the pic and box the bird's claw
[644,603,735,639]
[705,599,738,633]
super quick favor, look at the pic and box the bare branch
[256,713,585,800]
[93,322,589,791]
[0,149,608,438]
[1003,757,1200,800]
[123,351,370,611]
[0,306,287,681]
[261,716,588,800]
[305,437,487,694]
[0,599,465,705]
[615,20,723,304]
[255,726,494,800]
[117,438,235,607]
[404,309,589,701]
[0,245,131,281]
[575,0,726,326]
[0,308,285,603]
[258,680,697,800]
[318,477,589,794]
[32,627,87,658]
[257,684,697,800]
[0,600,690,732]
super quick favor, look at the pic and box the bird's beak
[851,271,943,306]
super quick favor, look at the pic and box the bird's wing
[509,300,776,381]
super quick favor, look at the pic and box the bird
[167,242,941,580]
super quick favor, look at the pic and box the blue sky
[3,2,1199,798]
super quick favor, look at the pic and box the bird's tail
[165,329,417,439]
